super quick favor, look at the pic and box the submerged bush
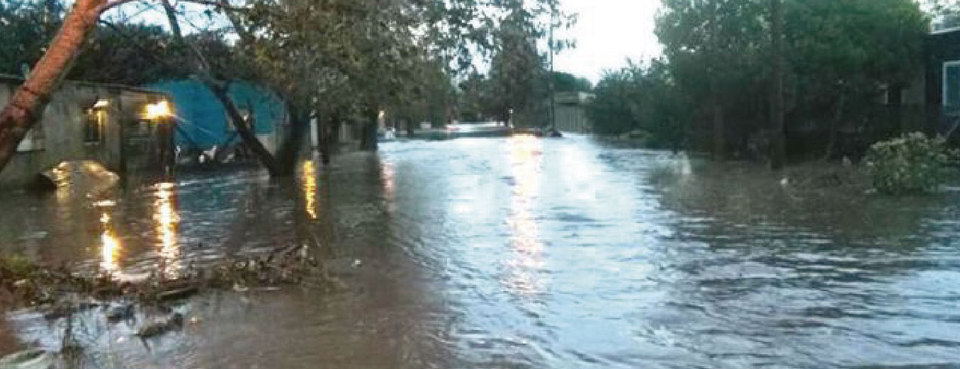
[864,132,958,195]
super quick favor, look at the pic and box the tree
[488,6,547,126]
[550,71,592,93]
[784,0,927,160]
[456,71,496,122]
[588,68,639,135]
[657,0,767,160]
[588,60,689,149]
[69,22,195,85]
[0,0,61,76]
[655,0,927,162]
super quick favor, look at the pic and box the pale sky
[554,0,663,83]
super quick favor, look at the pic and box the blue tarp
[146,80,286,151]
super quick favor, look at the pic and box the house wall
[554,104,592,133]
[924,30,960,137]
[552,92,594,133]
[925,30,960,107]
[0,76,168,188]
[148,80,286,154]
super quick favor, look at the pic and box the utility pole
[548,7,557,131]
[770,0,786,170]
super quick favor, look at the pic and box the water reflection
[302,161,318,220]
[505,135,545,296]
[154,182,180,278]
[99,212,120,274]
[4,138,960,369]
[381,160,396,201]
[380,159,397,215]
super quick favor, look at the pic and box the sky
[554,0,663,83]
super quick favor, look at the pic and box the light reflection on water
[2,137,960,369]
[302,161,319,220]
[99,212,120,274]
[154,182,180,278]
[505,135,545,297]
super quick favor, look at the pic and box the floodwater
[2,135,960,368]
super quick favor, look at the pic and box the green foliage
[864,133,958,195]
[588,60,689,149]
[786,0,927,129]
[457,71,496,122]
[588,69,639,135]
[551,71,591,93]
[653,0,928,158]
[69,23,198,85]
[488,6,548,126]
[0,0,60,76]
[0,3,233,86]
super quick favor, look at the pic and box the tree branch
[96,0,146,14]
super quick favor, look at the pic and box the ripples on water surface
[2,135,960,368]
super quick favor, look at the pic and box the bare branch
[176,0,252,13]
[96,0,148,14]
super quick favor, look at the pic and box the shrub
[864,132,958,195]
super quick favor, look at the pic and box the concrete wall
[0,75,168,188]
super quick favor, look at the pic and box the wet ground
[2,135,960,368]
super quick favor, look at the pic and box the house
[551,91,594,133]
[147,80,287,160]
[0,74,173,188]
[925,27,960,139]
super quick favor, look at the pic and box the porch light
[145,101,172,120]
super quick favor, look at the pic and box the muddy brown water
[2,135,960,368]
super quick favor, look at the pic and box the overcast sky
[554,0,663,83]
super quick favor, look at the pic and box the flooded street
[2,135,960,368]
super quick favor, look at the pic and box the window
[85,108,107,143]
[943,61,960,109]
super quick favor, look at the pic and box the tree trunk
[712,101,725,161]
[822,95,846,161]
[318,114,339,165]
[360,109,379,151]
[769,0,786,170]
[0,0,107,175]
[315,114,326,164]
[275,104,310,176]
[207,81,282,175]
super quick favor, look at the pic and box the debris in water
[105,303,134,322]
[0,349,53,369]
[136,313,184,339]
